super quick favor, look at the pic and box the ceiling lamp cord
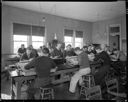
[54,4,57,40]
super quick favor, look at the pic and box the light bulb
[42,17,45,22]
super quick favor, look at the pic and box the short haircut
[67,44,71,47]
[21,44,24,46]
[26,47,32,50]
[74,47,81,52]
[42,47,49,54]
[95,45,102,50]
[113,49,118,52]
[83,46,88,49]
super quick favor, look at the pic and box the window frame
[32,35,44,49]
[13,35,28,54]
[63,29,84,48]
[12,23,46,54]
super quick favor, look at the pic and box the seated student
[83,46,88,54]
[87,45,92,54]
[20,47,35,61]
[29,45,38,58]
[63,44,76,58]
[51,43,63,58]
[110,49,126,75]
[90,45,97,54]
[69,47,91,93]
[93,45,111,87]
[104,45,112,55]
[24,48,57,99]
[86,44,96,54]
[18,44,26,57]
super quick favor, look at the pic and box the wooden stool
[40,87,54,100]
[80,74,95,96]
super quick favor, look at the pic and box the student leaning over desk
[24,48,57,99]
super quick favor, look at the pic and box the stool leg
[89,76,91,88]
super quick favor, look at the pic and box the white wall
[2,5,92,54]
[92,15,126,50]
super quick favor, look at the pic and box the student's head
[83,46,88,51]
[88,45,92,51]
[29,45,33,49]
[56,43,62,50]
[66,44,72,51]
[74,47,82,55]
[26,47,32,55]
[40,46,43,49]
[104,45,110,51]
[95,45,102,54]
[42,48,49,56]
[113,49,118,55]
[91,45,95,50]
[21,44,25,49]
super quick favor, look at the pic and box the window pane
[75,38,83,43]
[14,35,27,41]
[75,42,82,48]
[64,36,72,42]
[14,42,27,54]
[32,36,44,41]
[32,42,44,49]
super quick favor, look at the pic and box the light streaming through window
[32,36,44,49]
[13,35,28,54]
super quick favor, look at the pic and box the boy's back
[25,56,56,78]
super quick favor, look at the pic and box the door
[109,35,120,50]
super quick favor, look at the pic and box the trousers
[27,77,51,99]
[69,67,91,93]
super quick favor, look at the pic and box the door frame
[108,24,121,50]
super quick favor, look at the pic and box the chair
[80,74,95,96]
[40,87,54,100]
[105,78,126,100]
[85,85,102,100]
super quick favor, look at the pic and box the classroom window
[64,29,73,47]
[64,36,73,47]
[75,38,83,48]
[32,36,44,49]
[75,31,83,48]
[13,23,45,53]
[13,35,28,54]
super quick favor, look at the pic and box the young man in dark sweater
[93,45,111,86]
[18,44,26,57]
[24,48,57,99]
[51,43,63,58]
[63,44,76,58]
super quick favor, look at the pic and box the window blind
[109,27,120,33]
[64,29,73,37]
[75,31,83,38]
[13,23,31,35]
[32,25,45,36]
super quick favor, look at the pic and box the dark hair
[21,44,24,46]
[67,44,71,47]
[95,45,101,50]
[74,47,81,52]
[42,47,49,54]
[113,49,118,52]
[26,47,32,50]
[83,46,88,49]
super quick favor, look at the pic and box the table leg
[15,81,22,99]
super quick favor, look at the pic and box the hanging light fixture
[97,12,100,35]
[39,3,46,25]
[53,4,57,40]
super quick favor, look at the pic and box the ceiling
[2,1,126,22]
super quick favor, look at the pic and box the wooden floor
[1,76,126,100]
